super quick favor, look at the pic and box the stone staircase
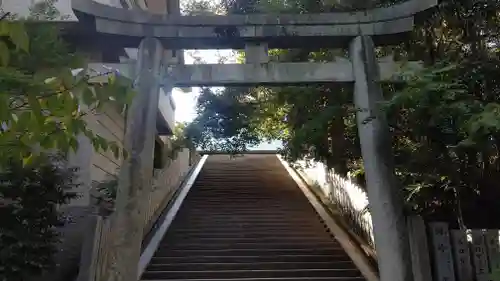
[140,154,366,281]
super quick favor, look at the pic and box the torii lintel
[68,0,437,50]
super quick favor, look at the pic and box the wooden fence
[291,160,375,249]
[326,171,374,248]
[408,216,500,281]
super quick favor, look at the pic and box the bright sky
[172,49,281,150]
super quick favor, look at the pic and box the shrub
[0,155,79,281]
[94,175,118,215]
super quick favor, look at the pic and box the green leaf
[11,113,19,123]
[22,154,33,167]
[0,94,8,121]
[125,89,136,105]
[122,149,129,160]
[82,87,95,106]
[62,92,77,115]
[27,95,44,125]
[98,136,109,151]
[60,69,74,89]
[17,111,32,129]
[20,132,30,145]
[95,85,111,105]
[110,142,120,159]
[71,118,86,134]
[69,137,79,152]
[40,135,54,149]
[107,72,117,85]
[56,132,70,152]
[91,137,100,152]
[83,128,95,140]
[8,23,29,53]
[0,41,10,66]
[0,22,9,36]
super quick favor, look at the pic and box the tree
[0,0,134,166]
[186,0,500,227]
[0,155,79,281]
[185,87,261,153]
[0,1,137,279]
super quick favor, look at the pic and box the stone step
[159,242,340,250]
[160,236,335,243]
[162,231,333,239]
[142,278,365,281]
[153,248,346,257]
[141,155,365,281]
[141,269,362,279]
[168,226,329,233]
[146,261,357,271]
[149,254,352,264]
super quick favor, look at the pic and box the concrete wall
[145,148,191,230]
[67,101,176,207]
[88,62,176,134]
[0,0,121,19]
[142,0,180,15]
[144,0,166,14]
[0,0,33,17]
[67,104,125,206]
[158,87,176,133]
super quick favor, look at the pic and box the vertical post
[485,230,500,273]
[451,229,473,281]
[472,230,490,281]
[102,37,164,281]
[349,35,413,281]
[429,222,456,281]
[407,216,433,281]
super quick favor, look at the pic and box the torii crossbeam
[69,0,435,49]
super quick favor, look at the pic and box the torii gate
[69,0,437,280]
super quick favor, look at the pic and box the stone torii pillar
[99,0,186,278]
[342,1,415,278]
[103,3,165,281]
[349,35,413,281]
[106,37,163,281]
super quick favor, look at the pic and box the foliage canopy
[185,0,500,227]
[0,1,135,166]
